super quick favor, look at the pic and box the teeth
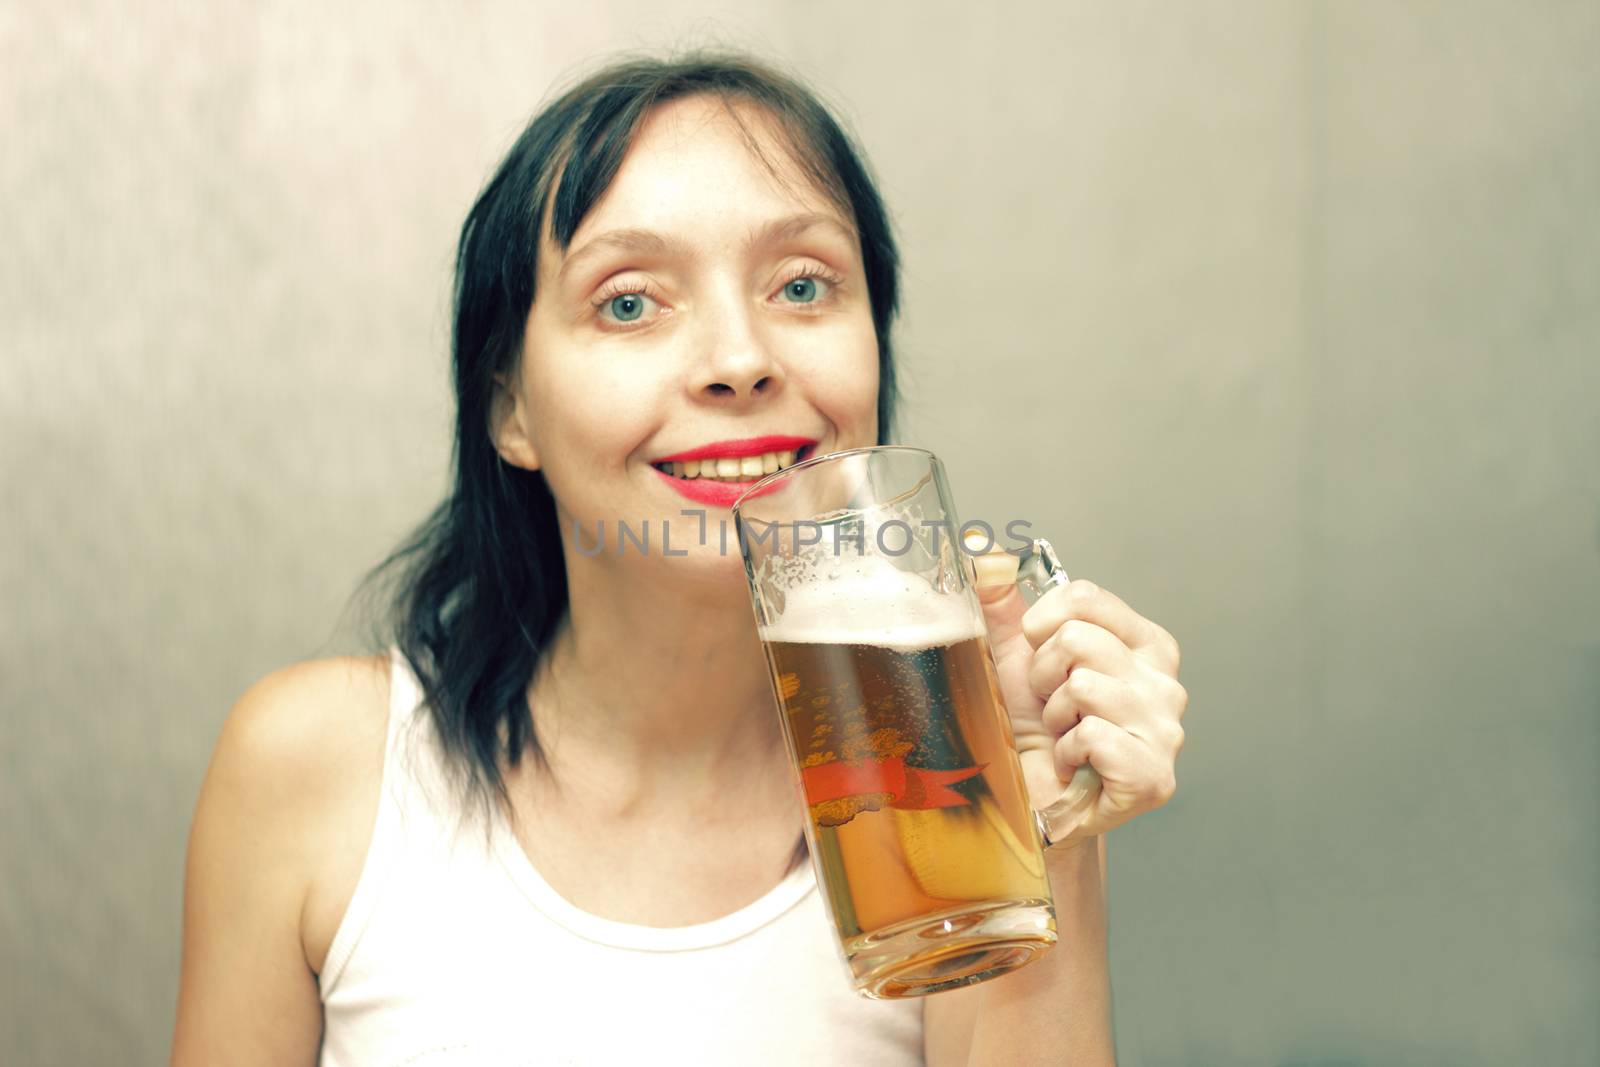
[663,448,807,481]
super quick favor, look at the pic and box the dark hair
[358,52,901,816]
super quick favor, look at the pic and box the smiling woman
[171,52,1126,1067]
[494,96,881,525]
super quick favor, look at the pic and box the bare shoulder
[200,655,391,848]
[200,654,392,960]
[175,653,393,1063]
[226,653,394,969]
[214,654,392,788]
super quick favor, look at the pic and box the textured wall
[3,2,1596,1063]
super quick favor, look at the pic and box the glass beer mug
[732,446,1101,999]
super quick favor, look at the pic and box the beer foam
[759,553,982,650]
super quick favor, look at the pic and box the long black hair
[358,52,901,813]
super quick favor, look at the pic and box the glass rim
[730,444,937,517]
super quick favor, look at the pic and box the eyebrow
[557,229,680,284]
[748,211,857,250]
[556,212,856,285]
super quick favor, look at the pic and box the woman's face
[494,94,880,571]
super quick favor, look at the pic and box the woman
[172,53,1187,1065]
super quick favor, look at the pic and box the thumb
[972,544,1027,645]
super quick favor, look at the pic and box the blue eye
[781,277,826,303]
[608,293,647,321]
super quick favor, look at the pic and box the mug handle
[977,536,1105,850]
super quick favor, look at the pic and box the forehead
[553,94,853,254]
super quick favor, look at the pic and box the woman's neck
[524,546,787,806]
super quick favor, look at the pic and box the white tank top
[317,647,924,1066]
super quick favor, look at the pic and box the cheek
[526,361,663,488]
[789,318,880,432]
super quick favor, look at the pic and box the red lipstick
[650,435,819,508]
[652,469,787,507]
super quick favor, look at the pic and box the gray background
[4,1,1597,1063]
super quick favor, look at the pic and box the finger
[1053,715,1177,809]
[976,581,1028,647]
[1022,579,1180,673]
[1039,668,1138,736]
[1026,619,1138,700]
[972,543,1032,645]
[1041,669,1184,754]
[1159,672,1190,724]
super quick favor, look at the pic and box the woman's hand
[977,549,1187,848]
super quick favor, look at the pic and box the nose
[687,295,783,406]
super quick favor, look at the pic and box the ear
[489,372,541,472]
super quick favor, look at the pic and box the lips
[652,435,818,465]
[656,447,803,482]
[649,435,819,508]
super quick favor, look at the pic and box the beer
[760,557,1056,996]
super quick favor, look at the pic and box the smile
[652,448,807,482]
[648,436,819,507]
